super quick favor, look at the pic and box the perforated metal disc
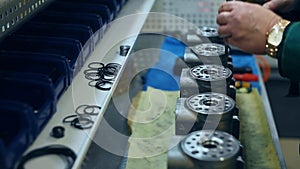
[181,130,240,161]
[185,92,235,114]
[189,64,231,81]
[197,26,219,38]
[191,43,225,57]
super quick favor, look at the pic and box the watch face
[268,28,283,46]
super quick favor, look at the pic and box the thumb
[263,0,289,11]
[262,1,276,10]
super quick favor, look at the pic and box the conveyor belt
[125,88,282,169]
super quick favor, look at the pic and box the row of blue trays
[0,0,128,168]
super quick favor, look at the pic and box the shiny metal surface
[181,130,240,161]
[180,65,233,98]
[168,130,240,169]
[196,26,224,44]
[185,93,235,114]
[197,26,219,38]
[175,93,236,135]
[186,43,229,67]
[191,43,225,57]
[189,65,231,82]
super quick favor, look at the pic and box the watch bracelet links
[266,19,291,58]
[266,43,278,58]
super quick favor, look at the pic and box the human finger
[218,2,233,13]
[216,11,231,25]
[217,25,232,38]
[262,1,276,10]
[224,36,239,48]
[263,0,291,11]
[223,37,231,45]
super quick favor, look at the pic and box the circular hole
[191,150,199,155]
[190,146,195,149]
[186,142,191,145]
[204,28,216,33]
[203,99,218,106]
[203,69,217,75]
[219,151,224,155]
[202,140,219,149]
[212,154,217,158]
[204,45,218,52]
[195,107,202,111]
[227,149,232,152]
[203,152,208,155]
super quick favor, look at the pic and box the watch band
[266,19,291,58]
[265,43,278,58]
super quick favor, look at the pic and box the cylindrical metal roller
[168,130,240,169]
[187,43,229,67]
[189,92,235,132]
[180,65,232,98]
[176,92,236,135]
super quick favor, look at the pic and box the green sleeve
[278,22,300,81]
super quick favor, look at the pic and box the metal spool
[181,130,240,169]
[197,26,224,44]
[189,43,229,67]
[189,64,232,94]
[185,92,235,133]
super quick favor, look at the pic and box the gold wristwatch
[266,19,290,58]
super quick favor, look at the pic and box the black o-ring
[75,104,89,115]
[103,68,117,76]
[62,115,78,123]
[88,80,98,87]
[95,80,113,91]
[83,68,98,75]
[106,63,121,68]
[103,75,115,81]
[16,145,76,169]
[71,117,94,130]
[85,74,103,81]
[88,62,105,69]
[84,105,101,115]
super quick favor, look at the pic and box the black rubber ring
[95,80,113,91]
[88,62,105,69]
[84,105,101,115]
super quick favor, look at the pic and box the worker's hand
[216,1,281,54]
[263,0,296,12]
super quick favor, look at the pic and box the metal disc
[197,26,219,38]
[185,92,235,114]
[189,64,231,81]
[191,43,225,57]
[181,130,240,161]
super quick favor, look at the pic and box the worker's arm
[278,22,300,81]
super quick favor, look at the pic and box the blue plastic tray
[0,51,70,99]
[31,11,103,43]
[47,1,112,24]
[0,34,83,76]
[15,22,94,62]
[61,0,119,18]
[0,72,56,129]
[0,99,37,169]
